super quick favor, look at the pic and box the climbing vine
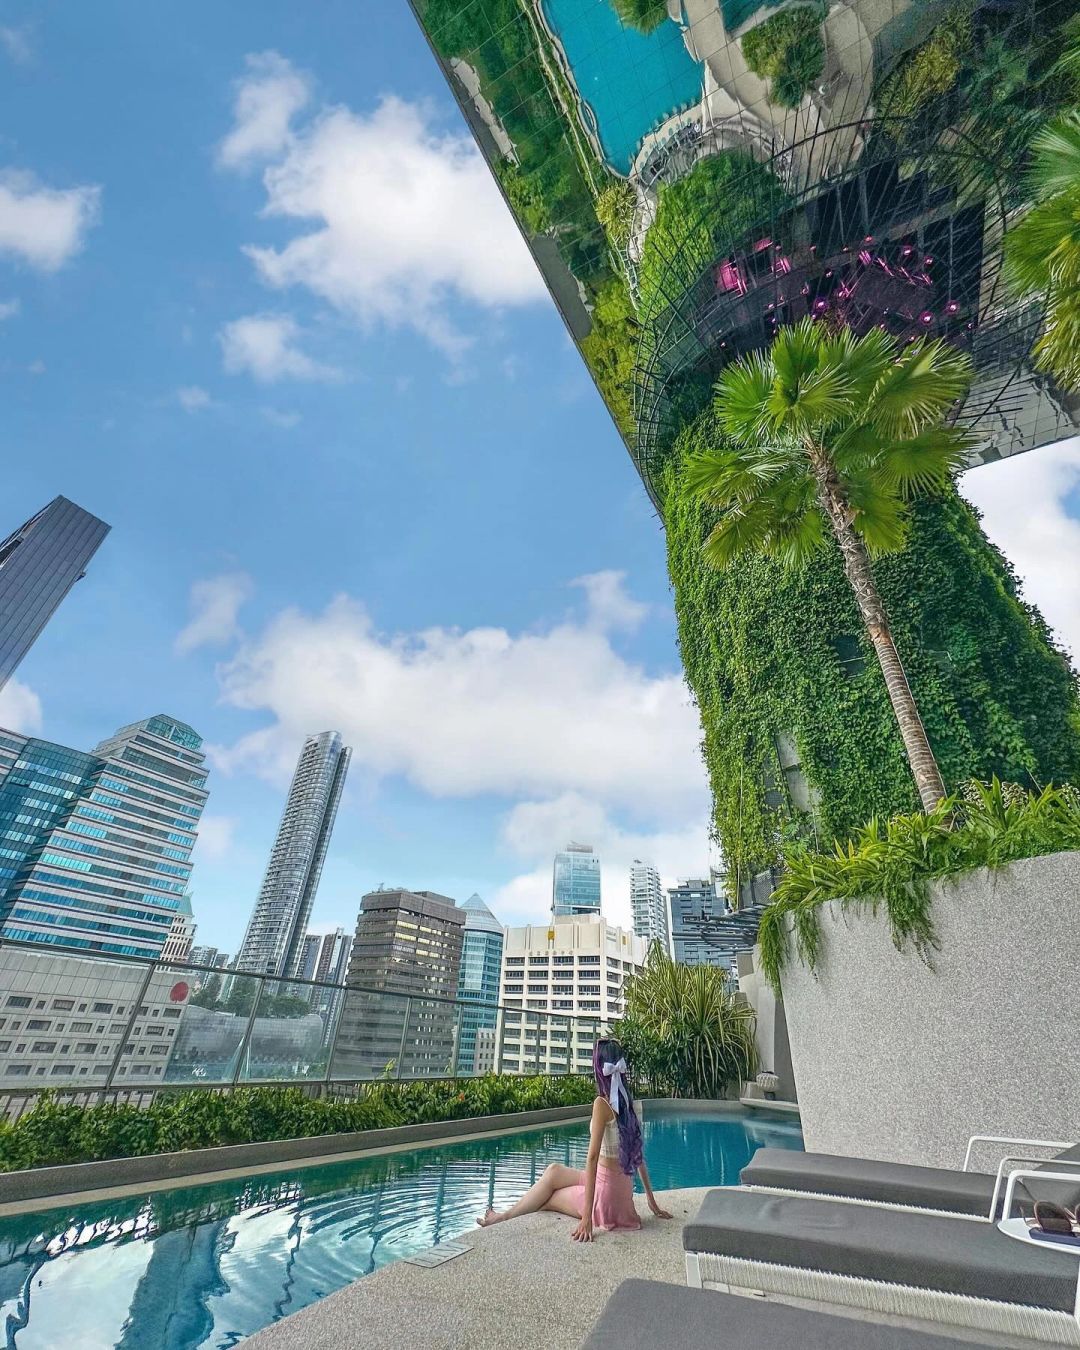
[660,417,1080,897]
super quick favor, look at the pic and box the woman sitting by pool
[476,1037,672,1241]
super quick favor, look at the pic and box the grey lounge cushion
[581,1278,984,1350]
[1027,1143,1080,1210]
[684,1188,1079,1312]
[740,1147,1019,1216]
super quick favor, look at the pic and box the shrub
[874,5,972,122]
[607,0,669,34]
[758,779,1080,993]
[495,158,551,235]
[595,180,637,249]
[742,7,825,109]
[580,278,639,435]
[614,947,757,1098]
[0,1075,596,1173]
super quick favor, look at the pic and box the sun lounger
[741,1140,1080,1218]
[581,1278,982,1349]
[683,1187,1080,1345]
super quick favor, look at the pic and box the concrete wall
[738,950,796,1102]
[780,851,1080,1168]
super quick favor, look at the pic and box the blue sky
[1,2,1078,953]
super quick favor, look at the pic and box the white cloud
[0,170,100,271]
[212,576,706,826]
[192,814,239,863]
[961,436,1080,659]
[219,312,340,383]
[261,406,301,429]
[220,53,543,357]
[176,572,254,655]
[217,50,311,171]
[177,385,212,412]
[571,570,650,632]
[0,677,42,734]
[0,25,32,64]
[0,298,19,321]
[26,358,44,375]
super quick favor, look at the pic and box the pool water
[540,0,705,173]
[0,1108,801,1349]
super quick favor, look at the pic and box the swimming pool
[0,1107,801,1349]
[540,0,704,174]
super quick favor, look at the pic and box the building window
[26,1020,50,1031]
[5,997,30,1009]
[75,1042,98,1054]
[30,1041,56,1053]
[51,999,74,1011]
[4,1064,30,1077]
[830,633,866,678]
[70,1021,92,1032]
[92,1002,113,1013]
[50,1065,75,1076]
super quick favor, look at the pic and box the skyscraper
[552,843,601,918]
[629,860,669,954]
[455,893,503,1077]
[0,496,110,691]
[333,889,464,1078]
[296,933,322,982]
[668,878,734,971]
[0,714,207,957]
[235,731,351,979]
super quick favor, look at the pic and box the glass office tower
[455,893,504,1075]
[552,842,601,918]
[235,731,351,979]
[0,714,207,957]
[0,496,110,691]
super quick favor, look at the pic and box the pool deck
[244,1185,707,1350]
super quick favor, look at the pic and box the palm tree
[1004,110,1080,391]
[684,319,977,812]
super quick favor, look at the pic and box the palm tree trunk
[808,451,948,812]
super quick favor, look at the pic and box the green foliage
[606,0,668,34]
[660,434,1080,892]
[874,5,972,121]
[495,158,551,235]
[0,1075,596,1173]
[741,6,825,109]
[580,278,639,435]
[758,780,1080,993]
[637,153,788,322]
[595,179,637,249]
[613,946,757,1098]
[1005,111,1080,390]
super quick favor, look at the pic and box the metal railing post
[102,959,158,1097]
[450,999,461,1080]
[322,991,346,1093]
[396,996,412,1079]
[531,1012,540,1075]
[494,1004,504,1077]
[231,975,264,1087]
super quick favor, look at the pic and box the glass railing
[0,939,610,1102]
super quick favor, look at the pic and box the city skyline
[2,6,1078,955]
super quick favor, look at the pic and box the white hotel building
[497,916,646,1076]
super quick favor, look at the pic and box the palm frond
[819,323,898,406]
[682,447,796,508]
[714,351,775,445]
[864,338,973,438]
[768,363,852,434]
[1027,111,1080,204]
[765,503,829,567]
[870,426,978,497]
[1005,191,1080,294]
[844,475,910,554]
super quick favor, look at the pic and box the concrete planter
[779,850,1080,1169]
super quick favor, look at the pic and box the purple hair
[593,1038,643,1176]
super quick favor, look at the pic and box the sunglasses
[1033,1201,1080,1237]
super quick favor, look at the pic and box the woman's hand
[570,1217,594,1242]
[648,1199,673,1220]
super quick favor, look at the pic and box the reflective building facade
[669,877,734,970]
[455,892,504,1076]
[552,842,601,918]
[235,732,351,979]
[0,496,109,691]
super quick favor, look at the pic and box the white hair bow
[602,1057,628,1113]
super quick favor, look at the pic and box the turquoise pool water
[540,0,704,173]
[0,1107,802,1349]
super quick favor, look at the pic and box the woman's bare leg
[477,1163,582,1227]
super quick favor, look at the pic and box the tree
[1005,110,1080,391]
[684,319,978,812]
[190,973,222,1009]
[607,0,668,34]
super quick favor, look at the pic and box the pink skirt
[566,1164,642,1232]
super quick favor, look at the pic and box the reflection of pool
[540,0,704,173]
[0,1108,802,1348]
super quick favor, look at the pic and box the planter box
[779,850,1080,1169]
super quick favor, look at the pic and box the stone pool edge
[0,1098,769,1212]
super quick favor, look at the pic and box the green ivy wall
[660,428,1080,891]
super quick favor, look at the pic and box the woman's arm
[637,1157,672,1219]
[571,1098,609,1242]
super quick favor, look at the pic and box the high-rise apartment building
[311,925,351,1041]
[189,946,230,971]
[0,496,110,692]
[629,860,668,954]
[552,843,600,918]
[455,893,503,1077]
[498,916,646,1075]
[0,714,207,958]
[333,889,464,1078]
[668,878,735,971]
[235,732,351,979]
[296,933,322,982]
[161,908,196,964]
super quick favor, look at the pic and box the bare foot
[476,1208,501,1228]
